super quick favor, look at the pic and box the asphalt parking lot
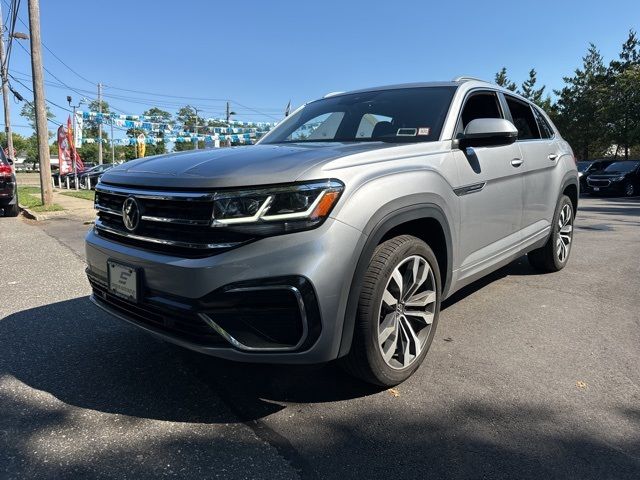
[1,196,639,480]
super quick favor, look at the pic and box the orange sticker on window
[418,127,431,136]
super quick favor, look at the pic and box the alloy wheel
[557,203,573,263]
[377,255,437,370]
[625,183,634,196]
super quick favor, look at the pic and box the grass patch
[18,185,41,195]
[17,186,63,212]
[60,190,95,201]
[31,204,64,212]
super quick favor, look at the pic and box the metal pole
[27,0,52,206]
[97,82,103,164]
[110,116,114,163]
[72,105,78,190]
[193,107,198,150]
[0,6,14,162]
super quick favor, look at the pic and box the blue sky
[4,0,639,137]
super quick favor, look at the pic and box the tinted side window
[505,96,540,140]
[459,92,502,130]
[532,107,554,139]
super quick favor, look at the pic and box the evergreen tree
[605,30,640,159]
[494,67,517,91]
[520,69,546,106]
[553,43,609,160]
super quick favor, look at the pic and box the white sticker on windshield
[396,128,417,136]
[418,127,431,136]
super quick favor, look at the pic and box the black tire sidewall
[361,237,441,386]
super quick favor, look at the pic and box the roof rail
[452,76,488,83]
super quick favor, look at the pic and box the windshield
[577,161,590,172]
[604,161,639,173]
[261,86,457,144]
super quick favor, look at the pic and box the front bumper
[586,181,625,194]
[85,217,365,364]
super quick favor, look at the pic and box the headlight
[612,175,625,182]
[212,179,344,235]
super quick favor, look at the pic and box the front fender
[336,199,454,358]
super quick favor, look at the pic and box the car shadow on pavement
[2,267,640,478]
[1,255,546,425]
[0,295,380,424]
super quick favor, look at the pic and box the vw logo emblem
[122,196,140,232]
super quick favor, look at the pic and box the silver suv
[86,78,578,386]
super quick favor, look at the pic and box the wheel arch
[337,200,453,358]
[562,176,579,214]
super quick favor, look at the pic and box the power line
[2,0,95,85]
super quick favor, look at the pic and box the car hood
[588,172,628,179]
[101,142,396,189]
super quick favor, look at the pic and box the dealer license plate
[107,260,139,302]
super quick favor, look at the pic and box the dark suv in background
[586,160,640,196]
[0,149,18,217]
[578,159,615,192]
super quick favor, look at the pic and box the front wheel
[528,195,574,272]
[340,235,441,386]
[624,182,635,197]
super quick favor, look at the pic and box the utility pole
[27,0,52,206]
[226,101,230,123]
[97,82,103,164]
[193,106,198,150]
[0,5,14,162]
[110,118,114,163]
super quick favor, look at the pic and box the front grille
[94,183,255,256]
[89,276,227,347]
[587,178,611,187]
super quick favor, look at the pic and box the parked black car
[578,159,616,192]
[586,160,640,196]
[52,162,98,188]
[0,149,18,217]
[79,164,112,189]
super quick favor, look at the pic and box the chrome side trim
[94,218,242,250]
[96,184,214,201]
[453,182,486,196]
[199,285,309,352]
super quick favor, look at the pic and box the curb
[19,204,69,221]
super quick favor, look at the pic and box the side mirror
[7,158,13,165]
[459,118,518,148]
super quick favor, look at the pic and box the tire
[624,182,635,197]
[3,202,19,217]
[528,195,574,272]
[340,235,441,386]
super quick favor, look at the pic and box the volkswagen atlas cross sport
[86,77,579,386]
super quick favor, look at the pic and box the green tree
[519,68,551,109]
[142,107,171,155]
[175,106,205,151]
[20,102,54,131]
[604,30,640,159]
[553,43,609,160]
[494,67,517,91]
[83,99,112,139]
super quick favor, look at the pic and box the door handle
[548,154,558,161]
[511,158,523,167]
